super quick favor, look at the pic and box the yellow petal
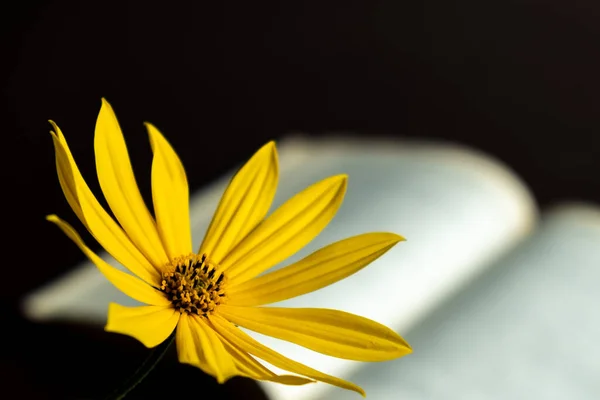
[219,306,412,362]
[214,326,314,386]
[175,314,237,383]
[94,99,169,268]
[199,142,278,264]
[146,123,192,259]
[47,215,170,306]
[105,303,179,348]
[175,314,209,372]
[50,123,161,286]
[49,121,84,223]
[228,233,405,306]
[209,314,365,396]
[222,175,347,285]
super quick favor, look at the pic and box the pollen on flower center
[160,253,227,316]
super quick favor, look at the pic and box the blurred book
[22,135,600,399]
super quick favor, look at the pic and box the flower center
[160,253,227,316]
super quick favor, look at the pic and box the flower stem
[103,332,176,400]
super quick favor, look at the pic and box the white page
[22,136,537,399]
[321,203,600,400]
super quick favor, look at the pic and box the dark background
[2,1,600,398]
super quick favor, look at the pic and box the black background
[2,1,600,398]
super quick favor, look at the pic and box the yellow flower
[47,99,411,396]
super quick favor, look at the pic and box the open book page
[321,203,600,400]
[22,136,537,399]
